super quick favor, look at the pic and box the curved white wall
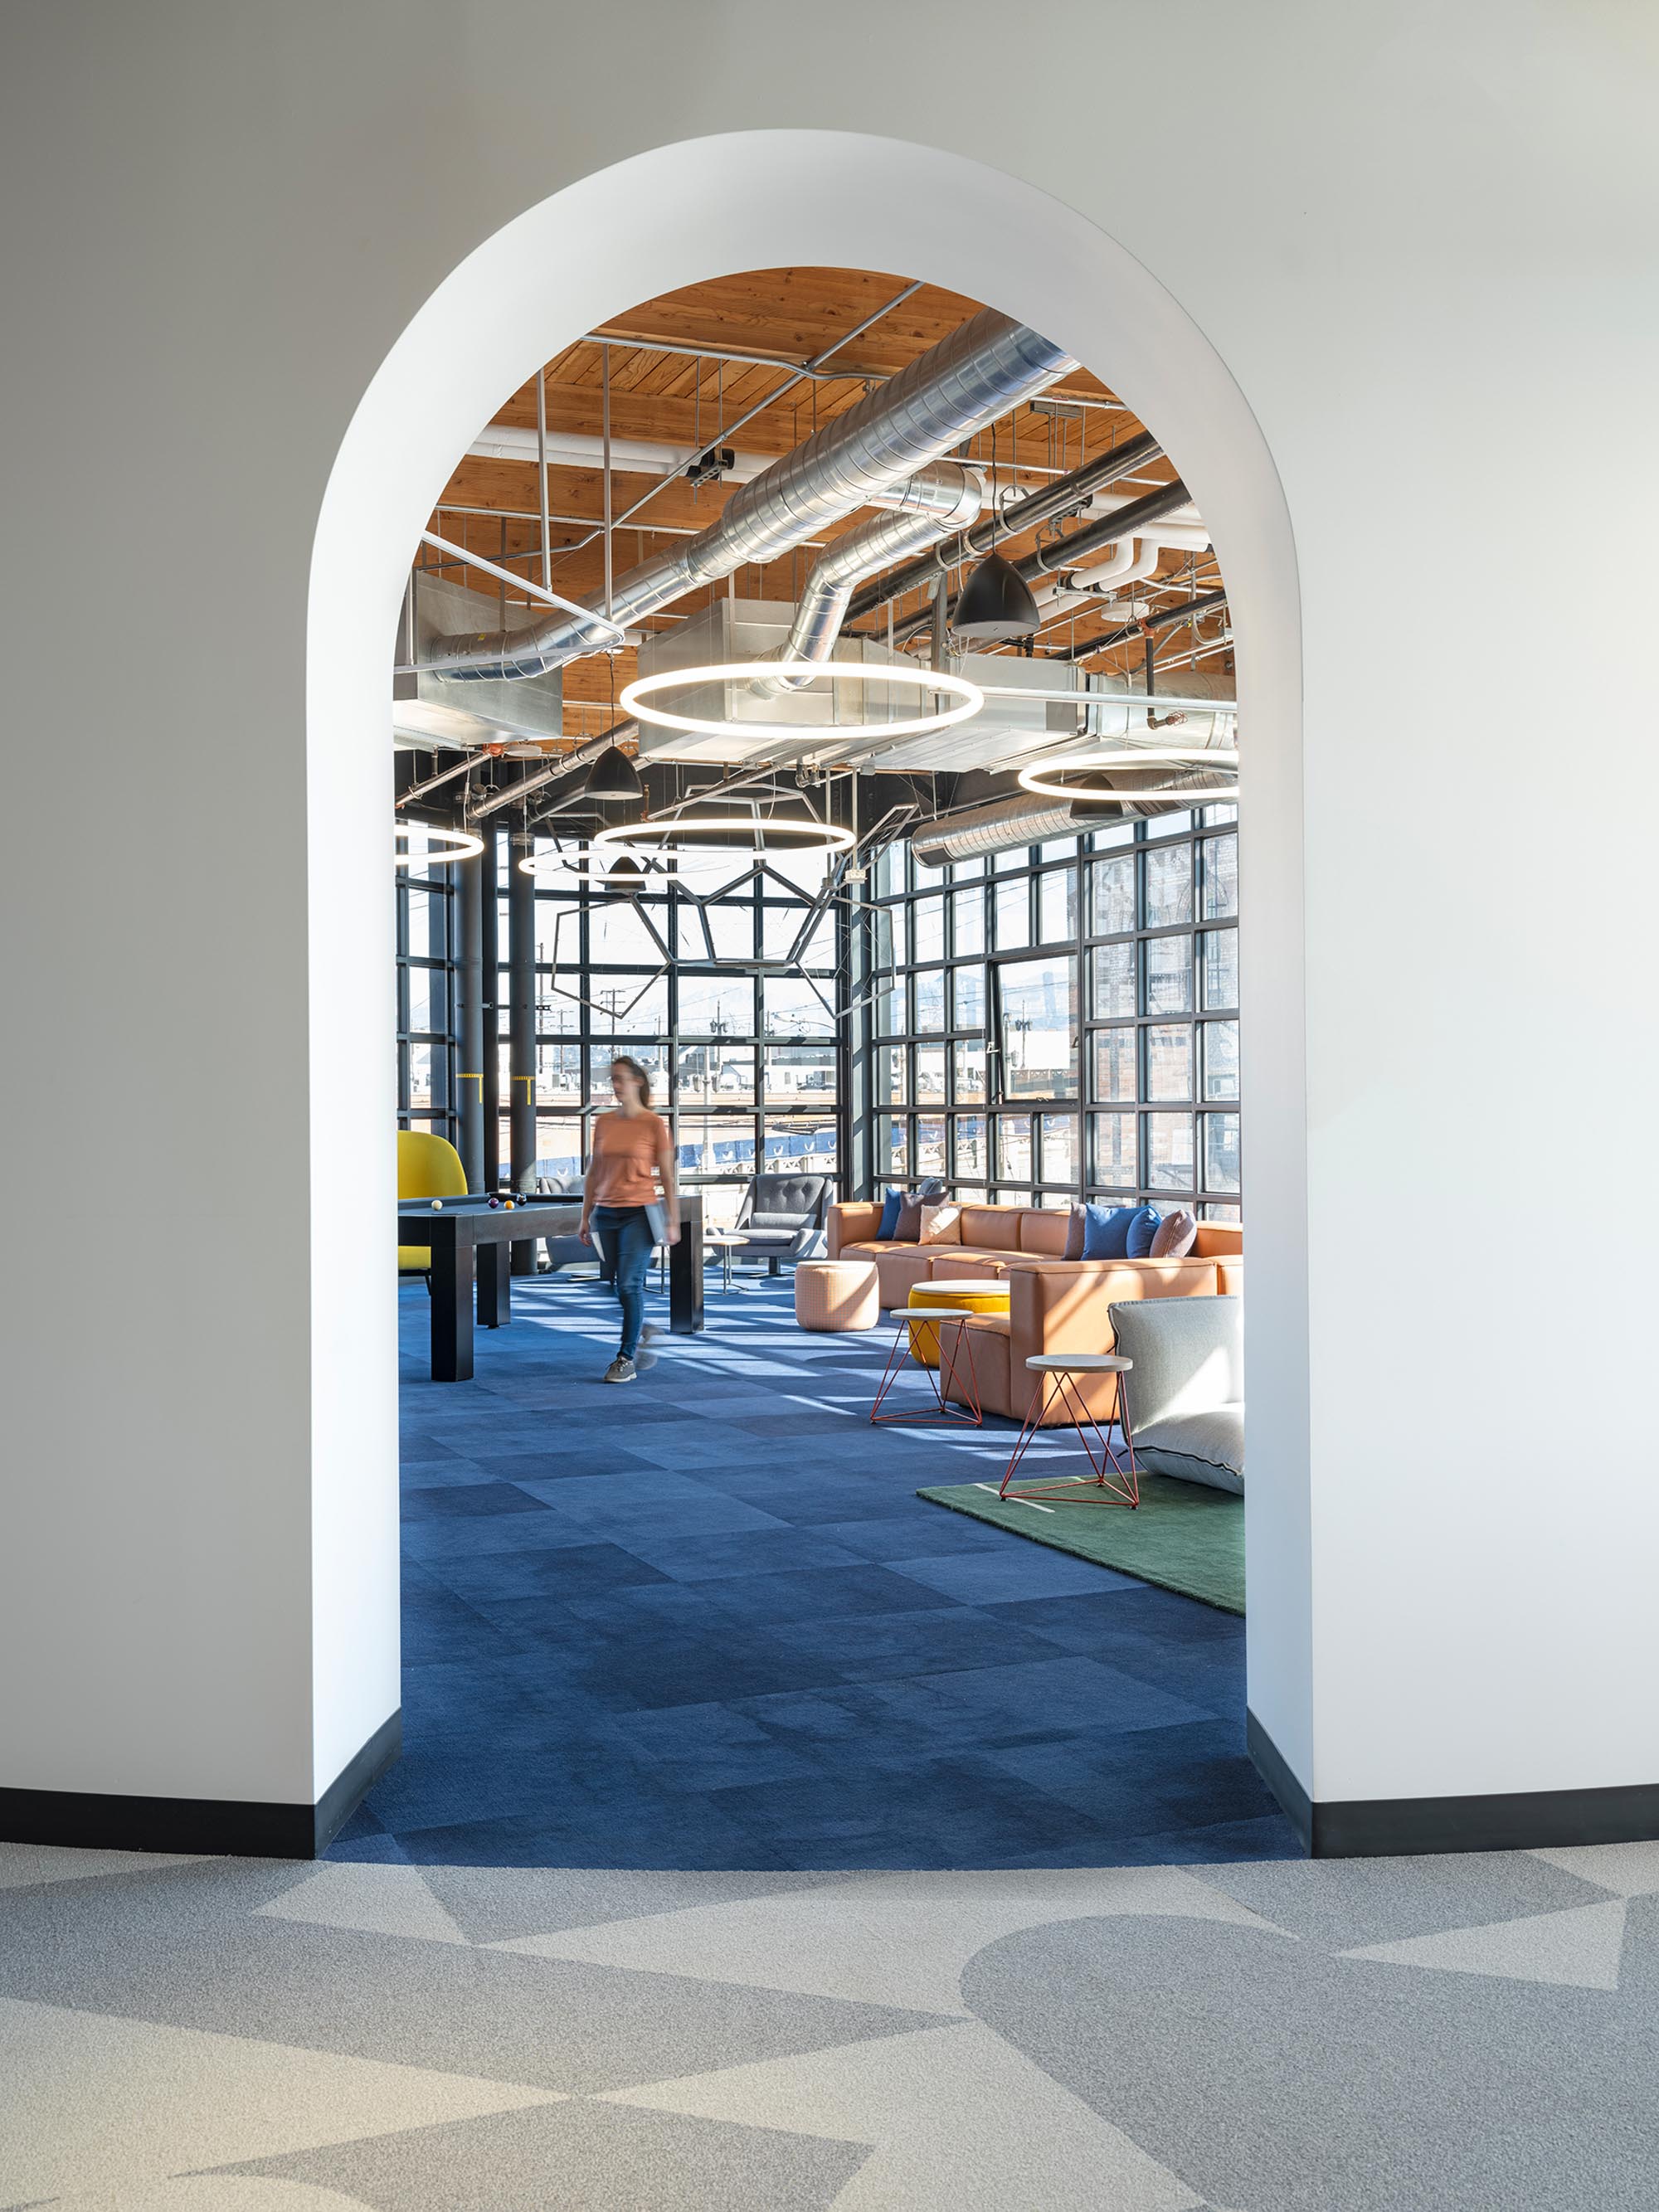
[2,0,1656,1832]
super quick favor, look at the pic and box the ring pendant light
[589,814,856,858]
[1017,745,1240,801]
[618,661,984,745]
[394,823,484,865]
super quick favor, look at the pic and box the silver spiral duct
[751,461,982,697]
[911,795,1087,865]
[427,309,1075,682]
[1092,761,1238,819]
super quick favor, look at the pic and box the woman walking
[579,1054,680,1384]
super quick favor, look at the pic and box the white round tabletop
[902,1307,992,1325]
[704,1231,749,1246]
[1024,1351,1132,1373]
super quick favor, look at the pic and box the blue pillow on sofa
[1079,1203,1163,1260]
[1126,1203,1163,1258]
[877,1188,904,1240]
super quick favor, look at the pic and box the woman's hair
[610,1053,652,1107]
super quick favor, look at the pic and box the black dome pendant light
[950,411,1042,644]
[582,741,644,805]
[600,850,646,897]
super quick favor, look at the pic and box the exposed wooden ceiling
[416,266,1230,741]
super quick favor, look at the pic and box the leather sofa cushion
[1193,1222,1244,1257]
[1018,1208,1071,1257]
[959,1205,1026,1249]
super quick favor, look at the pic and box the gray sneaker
[602,1355,638,1385]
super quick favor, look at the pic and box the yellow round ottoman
[795,1258,881,1332]
[905,1281,1011,1366]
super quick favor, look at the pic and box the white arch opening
[307,129,1309,1810]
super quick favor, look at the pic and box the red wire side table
[998,1351,1139,1507]
[869,1307,985,1428]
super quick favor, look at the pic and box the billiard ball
[487,1196,502,1209]
[431,1198,443,1210]
[504,1199,515,1211]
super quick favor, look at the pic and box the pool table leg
[431,1235,474,1383]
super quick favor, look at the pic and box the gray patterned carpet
[5,1836,1659,2207]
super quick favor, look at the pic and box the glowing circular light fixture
[394,823,484,866]
[590,813,855,859]
[619,661,983,744]
[1017,746,1240,802]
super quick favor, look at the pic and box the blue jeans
[591,1203,653,1359]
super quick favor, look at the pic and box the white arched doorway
[307,130,1307,1835]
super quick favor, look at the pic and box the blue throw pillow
[1079,1203,1139,1260]
[877,1188,903,1240]
[1126,1204,1163,1258]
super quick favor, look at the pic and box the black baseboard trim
[0,1709,401,1860]
[1248,1708,1659,1857]
[1246,1709,1312,1853]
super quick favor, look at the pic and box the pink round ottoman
[795,1258,880,1332]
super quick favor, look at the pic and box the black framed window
[865,804,1240,1218]
[500,839,847,1230]
[395,864,456,1143]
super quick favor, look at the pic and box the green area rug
[917,1475,1244,1614]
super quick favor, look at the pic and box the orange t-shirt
[588,1109,669,1207]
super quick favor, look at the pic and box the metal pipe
[1062,585,1229,661]
[468,724,631,819]
[751,462,982,697]
[427,308,1078,683]
[911,794,1087,864]
[601,342,612,621]
[976,677,1236,712]
[841,429,1164,629]
[535,372,551,594]
[396,748,498,809]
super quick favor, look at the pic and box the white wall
[2,0,1655,1822]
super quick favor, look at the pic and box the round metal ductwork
[910,795,1087,866]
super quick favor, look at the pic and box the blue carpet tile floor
[333,1270,1301,1870]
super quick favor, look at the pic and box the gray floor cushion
[1134,1407,1245,1494]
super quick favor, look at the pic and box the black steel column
[454,842,484,1190]
[844,859,873,1201]
[508,822,538,1271]
[479,827,500,1196]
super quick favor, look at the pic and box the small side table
[999,1353,1139,1507]
[871,1306,985,1427]
[704,1229,752,1295]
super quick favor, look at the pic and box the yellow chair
[905,1281,1011,1367]
[398,1129,469,1276]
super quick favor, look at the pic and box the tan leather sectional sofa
[826,1201,1243,1427]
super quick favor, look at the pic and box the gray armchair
[1107,1295,1243,1493]
[733,1172,832,1275]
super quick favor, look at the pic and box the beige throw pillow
[918,1203,963,1245]
[1149,1208,1199,1258]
